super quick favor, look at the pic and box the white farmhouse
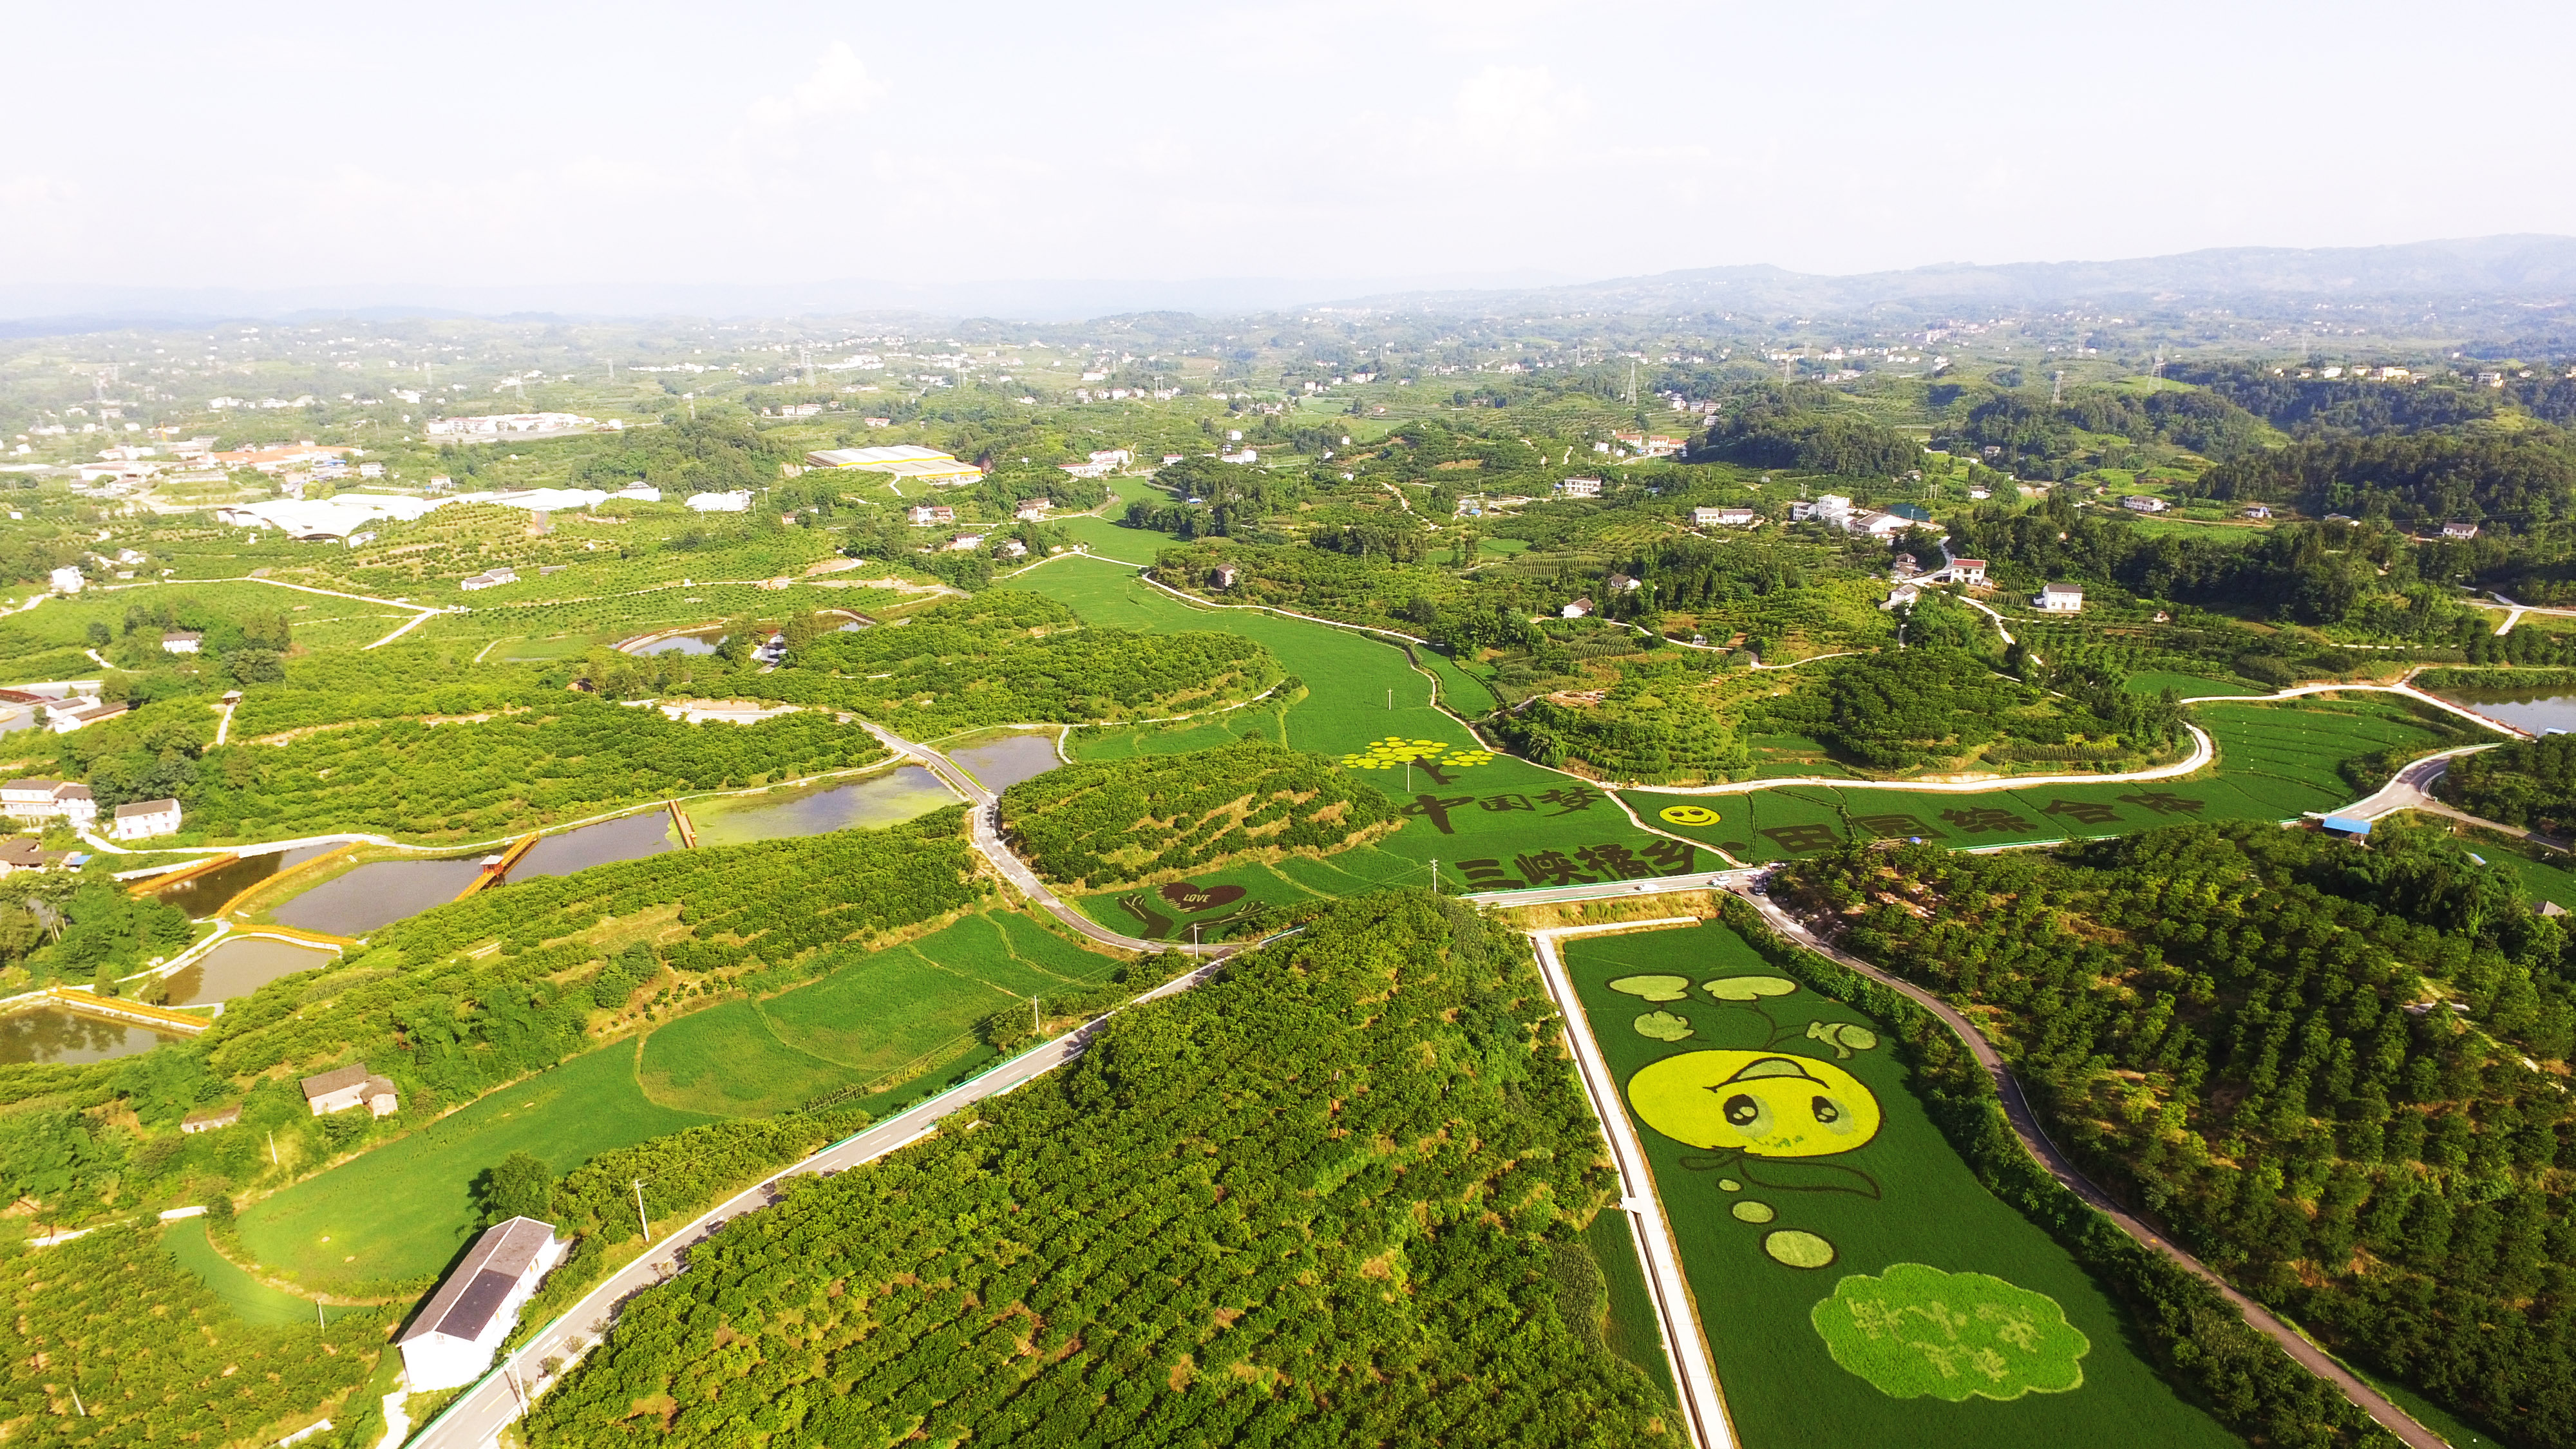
[685,491,752,513]
[1792,495,1853,528]
[1557,477,1604,498]
[48,565,83,594]
[2121,495,2169,513]
[301,1063,399,1118]
[2035,583,2085,613]
[397,1217,569,1391]
[1693,507,1756,527]
[162,631,202,654]
[46,699,128,734]
[0,779,95,828]
[111,798,182,840]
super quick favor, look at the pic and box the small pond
[270,858,488,936]
[147,844,345,919]
[623,629,723,656]
[0,1005,184,1065]
[504,810,678,882]
[2429,689,2576,736]
[949,732,1064,793]
[688,766,957,848]
[162,936,340,1007]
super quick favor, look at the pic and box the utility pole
[1032,996,1040,1034]
[268,1130,278,1166]
[632,1180,651,1243]
[2051,370,2065,404]
[67,1383,85,1418]
[1430,858,1438,896]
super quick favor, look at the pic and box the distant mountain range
[2,237,2571,331]
[1339,235,2576,319]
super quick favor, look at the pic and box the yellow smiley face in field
[1627,1052,1882,1158]
[1660,804,1722,828]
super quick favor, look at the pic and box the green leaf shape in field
[1633,1010,1695,1041]
[1806,1019,1880,1057]
[1703,974,1797,1001]
[1609,974,1692,1002]
[1812,1263,2090,1401]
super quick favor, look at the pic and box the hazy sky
[7,0,2571,293]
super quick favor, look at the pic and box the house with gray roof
[397,1217,567,1390]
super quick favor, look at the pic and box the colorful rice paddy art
[1115,878,1255,938]
[1569,924,2231,1446]
[1611,969,1884,1270]
[1338,736,1495,781]
[1812,1264,2090,1402]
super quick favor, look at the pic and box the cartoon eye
[1811,1095,1840,1124]
[1723,1093,1762,1126]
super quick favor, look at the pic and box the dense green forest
[2438,737,2576,837]
[1494,660,1751,783]
[524,892,1677,1448]
[1695,390,1920,477]
[2195,432,2576,530]
[1781,822,2576,1446]
[998,735,1398,887]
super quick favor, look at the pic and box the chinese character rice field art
[1564,920,2239,1448]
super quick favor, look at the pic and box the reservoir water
[270,858,488,936]
[162,936,340,1006]
[949,732,1064,793]
[505,810,677,880]
[0,1005,184,1065]
[624,629,723,656]
[688,766,957,847]
[2431,689,2576,736]
[147,844,345,918]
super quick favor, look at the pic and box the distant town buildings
[398,1217,567,1392]
[424,413,611,439]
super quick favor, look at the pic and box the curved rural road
[1633,723,2216,798]
[856,721,1221,958]
[1725,887,2446,1449]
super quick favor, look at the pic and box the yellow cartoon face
[1628,1051,1882,1157]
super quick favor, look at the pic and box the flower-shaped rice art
[1339,736,1493,771]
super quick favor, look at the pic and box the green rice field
[236,1042,712,1293]
[1562,922,2239,1449]
[237,908,1122,1293]
[637,911,1123,1116]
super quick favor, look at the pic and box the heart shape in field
[1158,880,1247,912]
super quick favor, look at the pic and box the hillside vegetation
[524,893,1677,1449]
[997,735,1399,887]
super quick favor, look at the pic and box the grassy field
[236,1042,712,1294]
[2125,671,2262,697]
[1624,695,2464,866]
[161,1218,344,1327]
[638,911,1122,1115]
[1564,922,2239,1449]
